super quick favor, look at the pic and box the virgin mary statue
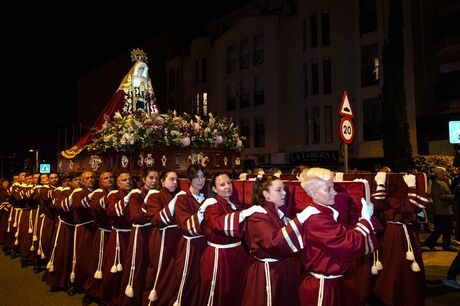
[61,48,159,159]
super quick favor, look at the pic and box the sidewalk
[420,231,460,305]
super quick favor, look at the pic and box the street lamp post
[29,149,39,173]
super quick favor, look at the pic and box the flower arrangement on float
[87,110,246,153]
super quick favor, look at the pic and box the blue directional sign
[449,121,460,144]
[39,163,51,174]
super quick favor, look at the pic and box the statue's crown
[130,48,148,63]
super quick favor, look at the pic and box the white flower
[113,112,122,120]
[181,136,191,146]
[214,136,223,144]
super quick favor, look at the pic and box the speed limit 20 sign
[339,117,354,144]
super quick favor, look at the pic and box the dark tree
[381,0,413,171]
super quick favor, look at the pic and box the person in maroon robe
[101,172,136,306]
[143,170,184,306]
[46,173,80,293]
[298,168,378,306]
[68,170,97,295]
[172,164,210,306]
[0,178,12,249]
[242,175,319,306]
[372,172,431,306]
[16,173,38,267]
[198,172,266,306]
[119,168,159,306]
[83,171,114,305]
[8,172,27,259]
[35,173,58,274]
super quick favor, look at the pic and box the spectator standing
[424,167,456,251]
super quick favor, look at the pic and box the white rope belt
[386,221,420,272]
[206,241,242,306]
[183,234,206,239]
[47,217,70,272]
[70,220,95,283]
[125,222,152,298]
[111,226,131,273]
[148,224,178,304]
[132,222,152,228]
[94,229,108,279]
[310,272,343,306]
[37,214,46,259]
[59,217,76,227]
[254,256,279,306]
[160,224,178,231]
[12,208,21,228]
[207,241,242,249]
[76,220,95,227]
[31,207,40,253]
[174,234,207,305]
[28,209,34,234]
[6,207,14,233]
[14,209,23,245]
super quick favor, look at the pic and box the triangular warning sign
[339,90,353,118]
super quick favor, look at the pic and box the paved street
[0,237,458,305]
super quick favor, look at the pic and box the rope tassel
[94,230,105,279]
[371,250,383,275]
[402,224,421,273]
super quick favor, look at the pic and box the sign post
[339,90,354,172]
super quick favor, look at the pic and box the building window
[195,93,200,115]
[254,34,264,65]
[240,39,250,69]
[201,58,207,82]
[202,92,208,115]
[363,98,382,141]
[254,75,265,106]
[323,57,331,94]
[324,106,332,143]
[240,118,250,148]
[304,109,309,145]
[303,63,308,97]
[240,79,250,108]
[321,11,330,46]
[227,46,236,73]
[226,82,237,111]
[312,61,319,95]
[310,15,318,48]
[361,43,379,87]
[313,107,320,143]
[193,61,199,84]
[255,116,265,148]
[302,18,307,52]
[359,0,377,34]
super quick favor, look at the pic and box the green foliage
[412,155,460,180]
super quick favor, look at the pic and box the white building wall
[166,0,420,168]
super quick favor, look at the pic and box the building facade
[77,0,459,171]
[164,0,459,170]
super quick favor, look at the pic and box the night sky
[1,1,250,168]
